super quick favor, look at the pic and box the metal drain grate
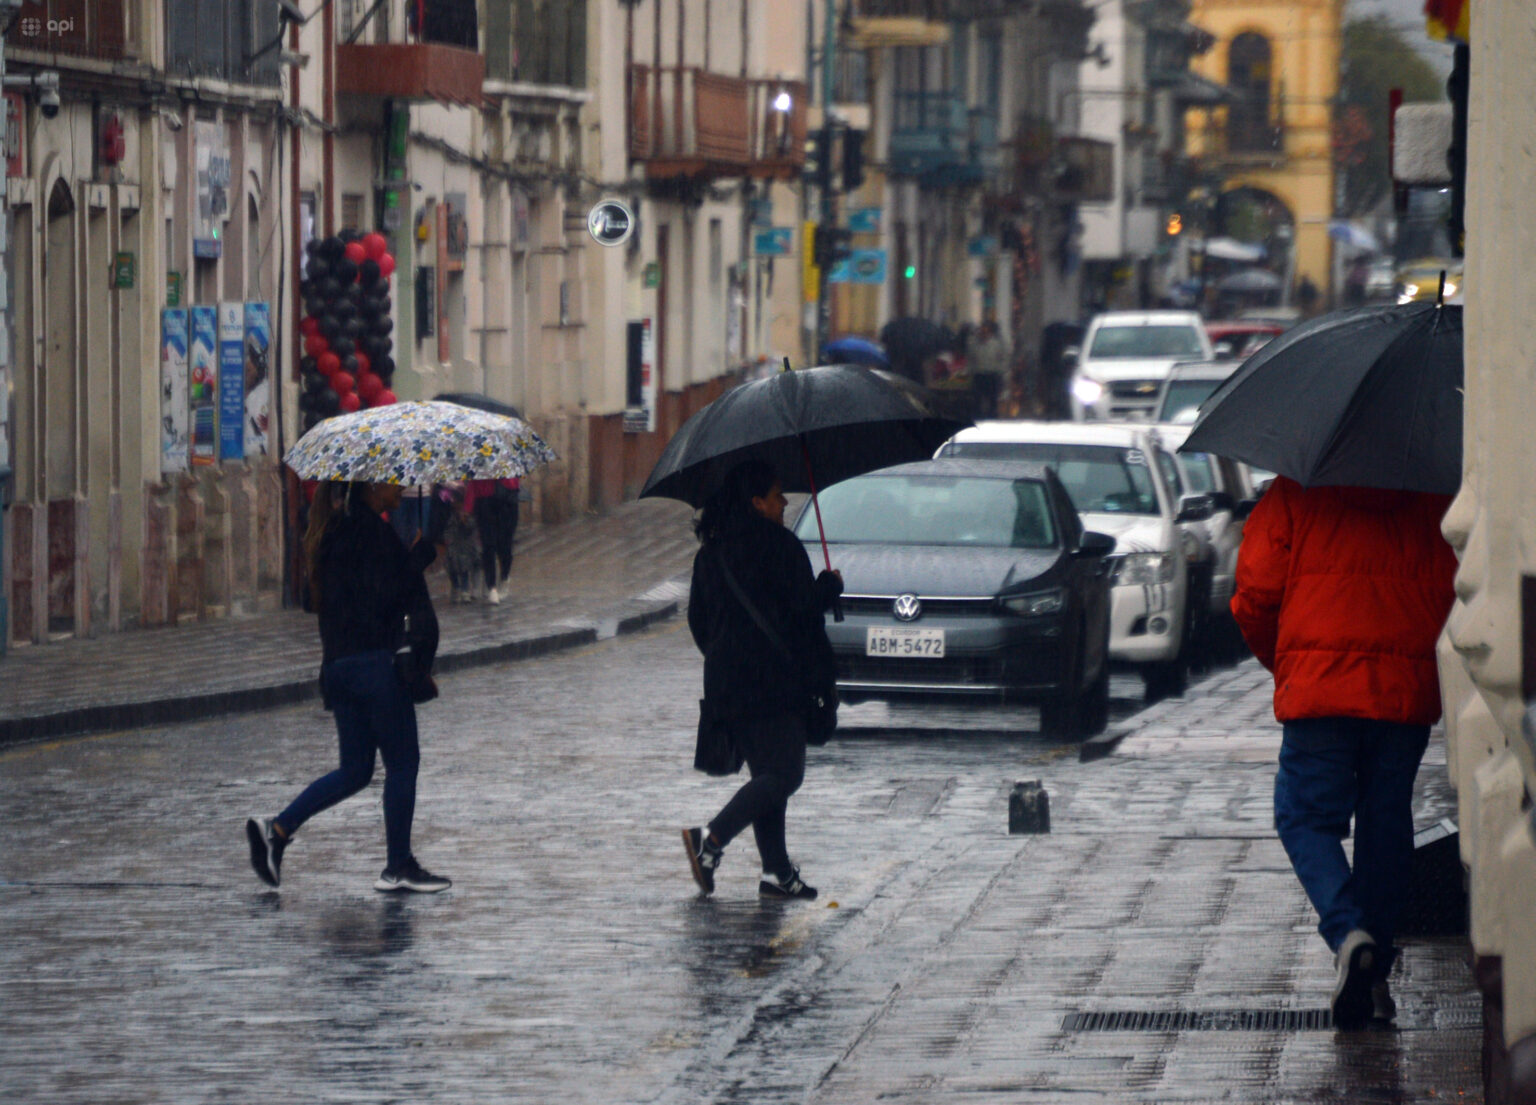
[1063,1009,1336,1032]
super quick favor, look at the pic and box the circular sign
[588,199,635,247]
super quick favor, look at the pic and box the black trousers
[473,497,519,589]
[708,710,807,879]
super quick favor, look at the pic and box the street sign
[848,207,882,234]
[753,227,793,256]
[588,199,635,247]
[828,249,887,285]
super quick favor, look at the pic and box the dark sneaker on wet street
[374,858,452,893]
[245,817,285,888]
[1331,929,1377,1030]
[683,826,723,895]
[759,867,817,900]
[1371,978,1397,1024]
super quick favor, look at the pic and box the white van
[937,420,1212,701]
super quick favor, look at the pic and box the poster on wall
[189,305,218,465]
[622,318,656,433]
[159,309,189,474]
[194,120,229,259]
[218,303,245,461]
[243,302,271,457]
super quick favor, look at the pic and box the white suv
[1069,311,1214,421]
[937,420,1212,700]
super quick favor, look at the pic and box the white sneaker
[487,586,501,605]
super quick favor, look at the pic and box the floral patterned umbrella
[284,400,557,484]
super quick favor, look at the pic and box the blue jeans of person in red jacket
[1274,717,1431,969]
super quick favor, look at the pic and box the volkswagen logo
[892,594,922,622]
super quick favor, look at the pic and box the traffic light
[813,225,853,269]
[807,125,833,191]
[843,128,866,192]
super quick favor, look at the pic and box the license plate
[865,627,946,657]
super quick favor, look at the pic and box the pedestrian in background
[465,477,519,605]
[967,320,1009,421]
[682,459,842,900]
[246,479,451,894]
[438,483,480,604]
[1231,477,1456,1028]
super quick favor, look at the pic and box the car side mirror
[1235,497,1259,521]
[1208,490,1235,513]
[1074,531,1116,557]
[1176,493,1215,523]
[1061,346,1080,370]
[1213,341,1234,360]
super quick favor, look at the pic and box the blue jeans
[1274,717,1430,962]
[276,650,420,869]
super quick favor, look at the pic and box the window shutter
[567,0,587,89]
[546,0,569,87]
[484,0,512,82]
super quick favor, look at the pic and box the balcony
[889,93,999,185]
[631,65,775,180]
[1191,117,1285,171]
[338,0,483,104]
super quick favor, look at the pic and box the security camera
[36,71,59,119]
[276,0,308,26]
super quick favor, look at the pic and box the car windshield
[1088,324,1205,359]
[1157,377,1224,423]
[942,442,1160,515]
[794,474,1058,549]
[1176,451,1217,494]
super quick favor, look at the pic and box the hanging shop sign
[165,271,182,306]
[160,309,189,474]
[827,249,888,285]
[243,302,271,457]
[588,199,635,247]
[642,261,661,288]
[112,251,134,288]
[753,228,793,256]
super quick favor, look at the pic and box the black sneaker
[1332,929,1377,1030]
[683,827,723,895]
[245,817,286,888]
[374,858,452,894]
[759,866,817,900]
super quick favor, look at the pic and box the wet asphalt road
[0,625,1480,1103]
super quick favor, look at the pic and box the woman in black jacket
[245,480,451,894]
[682,459,842,899]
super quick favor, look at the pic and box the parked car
[1394,257,1463,304]
[1156,422,1260,651]
[790,457,1116,737]
[1067,310,1215,421]
[936,420,1212,701]
[1204,321,1285,361]
[1153,359,1240,425]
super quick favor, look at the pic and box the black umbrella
[880,317,955,383]
[434,391,523,420]
[1180,301,1462,495]
[640,362,971,568]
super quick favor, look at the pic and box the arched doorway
[1227,33,1276,153]
[1212,185,1296,313]
[44,178,79,634]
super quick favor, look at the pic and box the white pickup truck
[1068,310,1214,421]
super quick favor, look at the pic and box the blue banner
[243,302,271,457]
[189,306,218,466]
[160,309,189,474]
[218,303,245,461]
[827,249,887,285]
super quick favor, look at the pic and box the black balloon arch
[296,229,399,430]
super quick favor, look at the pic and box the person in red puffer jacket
[1232,475,1457,1030]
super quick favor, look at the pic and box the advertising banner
[243,302,271,457]
[827,248,888,285]
[218,303,245,460]
[189,305,218,465]
[160,309,189,474]
[194,120,230,259]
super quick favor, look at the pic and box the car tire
[1041,663,1109,740]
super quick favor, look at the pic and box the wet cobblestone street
[0,624,1482,1103]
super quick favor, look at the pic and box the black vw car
[793,458,1115,737]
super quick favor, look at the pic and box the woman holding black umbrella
[682,459,843,900]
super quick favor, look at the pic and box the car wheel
[1041,662,1109,740]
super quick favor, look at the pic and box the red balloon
[378,253,396,278]
[357,372,383,400]
[338,391,362,413]
[305,334,329,358]
[299,316,319,336]
[331,371,356,395]
[362,232,388,261]
[353,351,371,375]
[344,241,367,265]
[317,351,341,375]
[376,389,397,406]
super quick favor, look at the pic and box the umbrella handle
[799,437,844,623]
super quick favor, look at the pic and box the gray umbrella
[1180,302,1462,495]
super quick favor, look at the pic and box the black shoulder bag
[715,548,839,745]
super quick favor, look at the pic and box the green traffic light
[903,265,916,279]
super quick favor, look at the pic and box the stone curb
[0,598,681,749]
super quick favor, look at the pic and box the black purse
[394,576,440,704]
[715,549,839,746]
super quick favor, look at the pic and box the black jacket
[688,513,841,721]
[316,500,438,670]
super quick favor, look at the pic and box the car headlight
[1395,282,1419,304]
[1072,376,1104,405]
[1001,588,1065,617]
[1113,552,1176,585]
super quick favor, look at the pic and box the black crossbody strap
[714,546,795,662]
